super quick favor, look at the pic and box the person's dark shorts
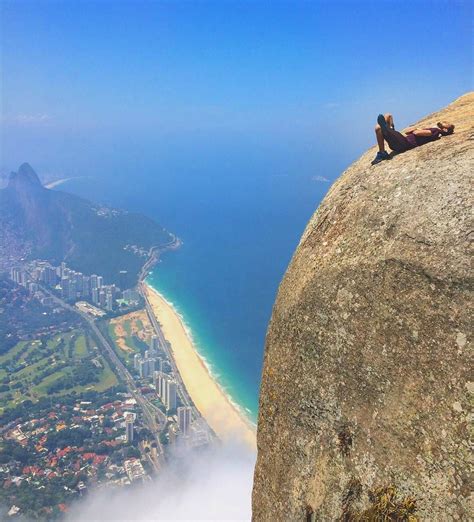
[382,127,416,153]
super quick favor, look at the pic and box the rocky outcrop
[252,93,473,520]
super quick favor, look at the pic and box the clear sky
[1,0,472,177]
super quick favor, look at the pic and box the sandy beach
[143,283,257,451]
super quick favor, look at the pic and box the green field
[0,329,118,412]
[74,335,88,357]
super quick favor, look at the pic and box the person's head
[437,121,455,135]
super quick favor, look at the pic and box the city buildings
[154,372,177,411]
[177,406,192,435]
[163,377,177,411]
[154,371,164,397]
[106,292,114,312]
[123,289,140,304]
[138,359,149,379]
[134,354,142,371]
[155,357,163,373]
[10,260,131,314]
[135,353,160,379]
[150,335,159,352]
[119,270,128,291]
[124,412,135,443]
[123,458,146,482]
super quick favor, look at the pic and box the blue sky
[1,0,472,177]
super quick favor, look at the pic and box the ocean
[57,162,337,423]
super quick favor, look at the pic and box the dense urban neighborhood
[0,164,215,519]
[1,256,213,519]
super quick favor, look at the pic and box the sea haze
[57,154,335,421]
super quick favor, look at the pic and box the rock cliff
[252,93,473,520]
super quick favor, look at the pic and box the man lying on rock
[372,113,455,165]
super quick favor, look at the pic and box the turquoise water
[57,164,336,422]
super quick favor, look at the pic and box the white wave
[147,283,257,429]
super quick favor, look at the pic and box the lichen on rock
[252,93,474,521]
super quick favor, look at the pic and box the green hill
[0,163,172,288]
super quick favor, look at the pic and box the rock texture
[252,93,473,521]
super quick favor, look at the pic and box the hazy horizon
[1,1,472,178]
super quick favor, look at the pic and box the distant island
[0,163,173,289]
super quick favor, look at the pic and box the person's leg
[383,128,411,152]
[375,124,386,152]
[384,113,395,130]
[372,119,391,164]
[374,113,395,152]
[377,114,411,152]
[372,114,408,164]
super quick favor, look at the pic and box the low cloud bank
[66,442,256,521]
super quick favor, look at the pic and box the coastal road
[138,239,197,412]
[140,282,192,411]
[137,239,216,439]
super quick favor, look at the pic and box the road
[138,238,196,411]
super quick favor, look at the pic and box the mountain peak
[9,163,43,190]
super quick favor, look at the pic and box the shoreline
[143,282,257,451]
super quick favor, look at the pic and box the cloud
[1,113,52,125]
[66,442,256,521]
[15,113,51,124]
[311,175,330,183]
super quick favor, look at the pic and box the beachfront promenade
[138,239,201,414]
[141,283,197,412]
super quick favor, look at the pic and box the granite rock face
[252,93,473,521]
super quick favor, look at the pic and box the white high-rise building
[155,357,163,373]
[153,371,159,392]
[91,287,99,305]
[139,358,149,378]
[177,406,192,435]
[164,378,177,411]
[134,354,142,370]
[155,372,177,410]
[90,274,99,290]
[106,292,114,311]
[150,335,159,352]
[147,358,156,374]
[154,372,166,398]
[124,412,135,443]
